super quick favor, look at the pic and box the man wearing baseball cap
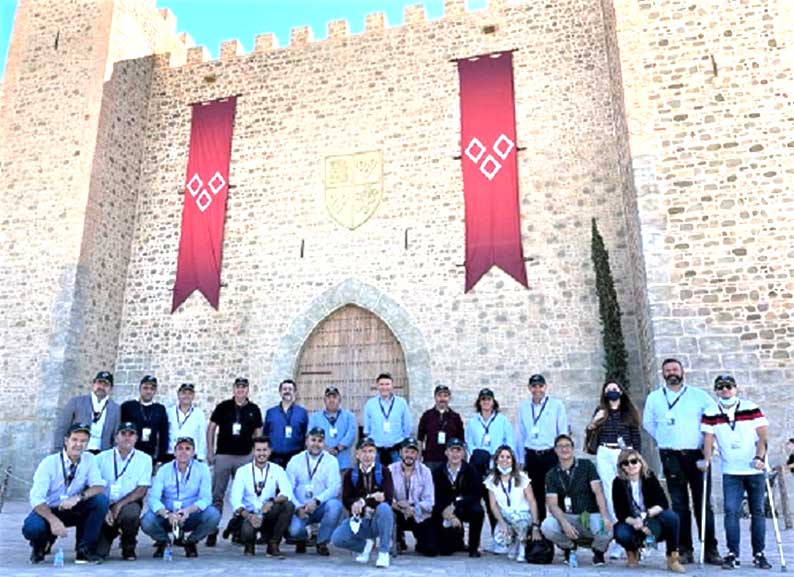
[95,422,153,560]
[24,423,109,564]
[308,386,357,471]
[167,383,207,462]
[417,385,464,473]
[286,426,343,555]
[121,375,169,466]
[141,436,219,558]
[53,371,120,455]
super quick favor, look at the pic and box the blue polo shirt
[308,409,357,470]
[263,403,309,454]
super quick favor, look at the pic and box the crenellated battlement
[154,0,527,70]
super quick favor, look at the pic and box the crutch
[766,460,788,572]
[698,463,709,567]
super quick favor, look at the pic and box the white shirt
[701,398,769,475]
[96,447,152,503]
[230,460,294,512]
[630,479,645,512]
[484,471,531,514]
[285,450,341,506]
[88,393,108,451]
[643,384,715,449]
[167,404,207,460]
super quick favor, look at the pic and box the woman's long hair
[489,445,521,483]
[615,448,651,480]
[474,395,500,414]
[594,380,641,427]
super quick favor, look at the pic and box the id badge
[109,482,123,502]
[437,431,446,445]
[483,434,491,446]
[305,484,314,498]
[285,426,293,439]
[617,436,626,449]
[141,427,152,442]
[383,421,391,433]
[564,496,572,513]
[665,411,675,425]
[531,426,539,438]
[232,422,242,436]
[173,500,182,511]
[329,427,338,438]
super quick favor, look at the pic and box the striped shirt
[595,409,642,450]
[701,399,768,475]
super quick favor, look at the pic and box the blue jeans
[723,473,766,556]
[288,498,344,545]
[614,509,680,554]
[22,494,109,552]
[140,506,221,545]
[331,502,393,554]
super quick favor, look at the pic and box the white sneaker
[492,542,509,555]
[376,552,390,568]
[507,542,518,560]
[517,547,526,563]
[608,542,625,560]
[355,539,374,563]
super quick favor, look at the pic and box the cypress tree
[591,218,630,390]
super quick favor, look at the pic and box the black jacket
[120,400,169,461]
[432,460,480,515]
[612,471,669,522]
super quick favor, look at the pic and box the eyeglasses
[620,458,640,467]
[714,382,736,391]
[555,443,573,450]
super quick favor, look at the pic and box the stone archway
[266,278,432,414]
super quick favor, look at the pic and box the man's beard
[665,375,682,386]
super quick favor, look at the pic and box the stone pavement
[1,500,791,576]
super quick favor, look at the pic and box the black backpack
[525,537,554,564]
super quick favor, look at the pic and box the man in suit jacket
[53,371,120,454]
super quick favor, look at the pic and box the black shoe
[316,543,330,556]
[256,533,268,545]
[75,548,102,564]
[44,536,56,555]
[399,539,408,553]
[564,549,572,565]
[267,542,285,559]
[296,541,307,554]
[184,542,198,558]
[723,553,738,570]
[122,546,137,561]
[244,543,255,556]
[753,553,772,570]
[680,550,695,564]
[29,546,46,564]
[205,532,217,547]
[707,548,723,566]
[153,543,167,558]
[593,551,606,566]
[468,550,481,558]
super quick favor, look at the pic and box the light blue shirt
[286,450,341,507]
[148,460,211,513]
[643,384,716,450]
[95,448,152,503]
[230,461,294,512]
[363,394,412,448]
[517,396,568,457]
[308,409,357,470]
[29,451,104,509]
[465,412,514,455]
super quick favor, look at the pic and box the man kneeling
[141,436,219,558]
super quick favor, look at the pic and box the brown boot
[667,552,686,573]
[627,550,640,567]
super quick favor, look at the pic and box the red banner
[458,52,527,292]
[172,97,237,312]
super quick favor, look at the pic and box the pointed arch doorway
[295,304,408,421]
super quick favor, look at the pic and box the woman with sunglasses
[586,380,642,558]
[612,449,685,573]
[484,445,541,562]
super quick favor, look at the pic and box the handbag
[525,536,554,564]
[585,425,600,455]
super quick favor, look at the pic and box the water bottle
[645,533,657,550]
[164,544,173,562]
[569,549,579,568]
[53,546,64,568]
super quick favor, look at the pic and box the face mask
[497,465,512,475]
[605,391,621,402]
[719,397,738,408]
[665,375,682,386]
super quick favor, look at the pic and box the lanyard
[253,462,270,497]
[499,477,513,508]
[531,397,549,427]
[379,397,395,420]
[92,398,108,423]
[113,450,135,480]
[61,453,79,490]
[401,466,413,500]
[323,411,338,426]
[305,453,324,481]
[628,480,645,514]
[174,461,192,499]
[556,461,578,496]
[719,401,741,432]
[479,414,495,444]
[176,406,194,429]
[662,386,687,411]
[139,402,152,424]
[438,409,447,430]
[446,465,460,486]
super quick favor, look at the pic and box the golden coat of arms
[324,150,383,230]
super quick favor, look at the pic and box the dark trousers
[659,449,717,553]
[524,448,558,520]
[395,514,438,556]
[376,446,400,467]
[270,450,301,468]
[614,509,680,554]
[22,494,109,552]
[239,501,295,545]
[435,503,484,555]
[95,501,142,557]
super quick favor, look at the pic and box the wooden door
[295,305,408,420]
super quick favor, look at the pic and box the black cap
[356,436,376,449]
[117,422,138,434]
[140,375,158,386]
[324,386,340,397]
[434,384,450,395]
[178,383,195,392]
[714,374,736,387]
[234,377,249,387]
[66,423,91,436]
[528,374,546,385]
[401,437,420,450]
[446,437,465,449]
[175,436,195,447]
[478,387,494,398]
[308,426,326,438]
[94,371,113,385]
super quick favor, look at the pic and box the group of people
[22,360,779,571]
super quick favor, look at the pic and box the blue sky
[0,0,488,78]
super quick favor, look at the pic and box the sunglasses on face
[714,382,736,391]
[620,458,640,467]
